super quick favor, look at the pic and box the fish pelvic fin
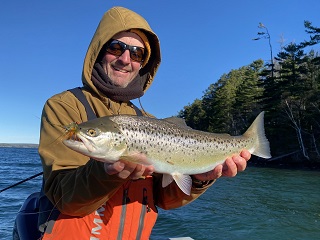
[162,174,174,188]
[244,111,271,159]
[162,173,192,195]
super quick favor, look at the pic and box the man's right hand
[104,153,154,180]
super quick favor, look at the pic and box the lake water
[0,147,319,240]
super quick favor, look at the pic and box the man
[38,6,251,239]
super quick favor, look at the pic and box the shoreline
[0,143,38,148]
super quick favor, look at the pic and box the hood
[82,6,161,99]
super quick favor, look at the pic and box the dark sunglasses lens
[130,47,144,62]
[107,41,145,62]
[106,42,124,56]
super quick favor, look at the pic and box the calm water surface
[0,147,319,239]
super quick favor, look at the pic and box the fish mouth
[63,133,96,153]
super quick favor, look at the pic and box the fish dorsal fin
[163,117,191,129]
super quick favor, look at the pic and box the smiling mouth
[112,65,130,73]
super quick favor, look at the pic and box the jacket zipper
[117,187,130,240]
[136,188,150,240]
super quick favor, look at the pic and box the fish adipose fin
[162,173,192,195]
[244,111,272,159]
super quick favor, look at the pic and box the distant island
[0,143,39,148]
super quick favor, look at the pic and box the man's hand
[104,153,154,180]
[192,150,251,181]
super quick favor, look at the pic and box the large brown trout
[63,112,271,195]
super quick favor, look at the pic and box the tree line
[178,21,320,168]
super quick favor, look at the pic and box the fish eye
[87,128,97,137]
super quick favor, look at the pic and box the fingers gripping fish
[63,112,271,195]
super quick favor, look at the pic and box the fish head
[63,117,127,162]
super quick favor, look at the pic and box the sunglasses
[106,39,145,63]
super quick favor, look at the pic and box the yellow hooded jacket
[38,6,212,239]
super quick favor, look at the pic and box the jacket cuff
[191,176,215,189]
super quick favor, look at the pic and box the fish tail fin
[243,111,271,159]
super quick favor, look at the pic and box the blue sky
[1,0,319,143]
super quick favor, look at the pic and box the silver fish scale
[109,115,254,171]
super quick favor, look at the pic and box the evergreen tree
[302,21,320,47]
[177,99,208,131]
[201,61,265,134]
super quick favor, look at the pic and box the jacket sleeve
[38,92,127,217]
[152,173,215,210]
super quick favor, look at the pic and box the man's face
[101,32,145,88]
